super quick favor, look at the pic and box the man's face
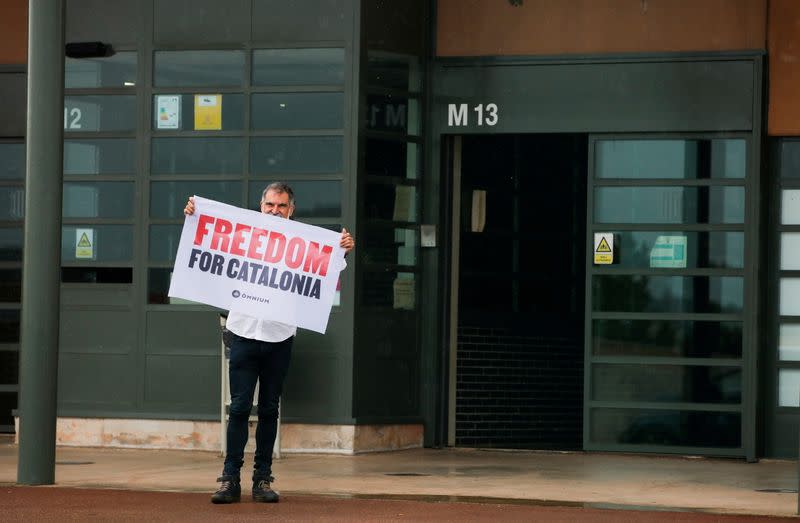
[260,189,294,219]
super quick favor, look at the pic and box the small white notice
[156,95,181,129]
[649,235,688,268]
[75,228,95,260]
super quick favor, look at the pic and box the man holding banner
[176,182,354,504]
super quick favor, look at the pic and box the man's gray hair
[261,182,295,206]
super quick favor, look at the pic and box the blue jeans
[223,333,293,480]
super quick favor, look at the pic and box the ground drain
[384,473,431,477]
[56,461,94,465]
[754,488,796,493]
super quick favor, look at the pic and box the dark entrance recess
[455,134,587,449]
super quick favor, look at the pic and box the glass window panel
[148,268,204,305]
[366,94,419,135]
[608,231,743,269]
[592,364,741,403]
[781,233,800,270]
[782,190,800,225]
[0,310,20,343]
[149,224,182,263]
[65,52,137,88]
[0,228,23,262]
[151,137,243,175]
[151,181,242,219]
[596,139,745,179]
[365,184,417,222]
[780,369,800,407]
[152,94,244,131]
[364,226,417,266]
[781,141,800,178]
[247,180,340,217]
[253,48,344,86]
[590,408,741,447]
[63,182,134,219]
[0,143,25,179]
[251,93,343,130]
[594,186,744,224]
[0,350,18,384]
[0,269,22,302]
[61,267,132,283]
[154,50,244,87]
[593,275,744,314]
[367,52,422,91]
[0,188,25,220]
[593,319,742,358]
[250,137,342,174]
[64,138,136,175]
[780,278,800,316]
[61,225,133,262]
[779,324,800,361]
[362,271,415,309]
[64,95,136,132]
[365,138,420,179]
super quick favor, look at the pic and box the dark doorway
[454,134,588,449]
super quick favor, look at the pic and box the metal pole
[17,0,65,485]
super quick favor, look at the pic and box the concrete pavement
[1,439,798,517]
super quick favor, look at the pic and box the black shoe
[211,475,241,504]
[252,476,279,503]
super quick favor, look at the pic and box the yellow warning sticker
[594,233,613,265]
[76,228,94,259]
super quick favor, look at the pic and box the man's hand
[340,228,354,253]
[184,196,195,216]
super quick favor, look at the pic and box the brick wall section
[455,326,583,450]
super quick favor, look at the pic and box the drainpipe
[17,0,65,485]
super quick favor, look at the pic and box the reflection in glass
[592,275,743,313]
[148,268,172,304]
[0,143,25,179]
[782,190,800,225]
[250,137,342,174]
[149,225,182,263]
[0,269,22,302]
[592,364,741,403]
[0,310,20,343]
[253,48,344,86]
[64,139,136,175]
[779,324,800,361]
[781,140,800,178]
[0,188,25,220]
[65,52,137,88]
[0,351,18,383]
[64,95,136,132]
[364,226,417,266]
[366,94,419,134]
[152,94,244,131]
[154,50,244,87]
[365,138,420,179]
[596,139,745,179]
[609,231,743,269]
[590,408,741,447]
[60,225,133,262]
[247,180,340,217]
[151,181,242,219]
[63,182,134,219]
[365,184,417,222]
[593,319,742,358]
[62,267,132,283]
[251,93,343,130]
[151,137,243,175]
[367,52,422,91]
[0,228,22,262]
[780,279,800,316]
[362,271,415,309]
[594,186,744,224]
[779,369,800,406]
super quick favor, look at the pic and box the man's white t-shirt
[225,258,346,343]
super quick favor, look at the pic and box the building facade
[2,0,800,459]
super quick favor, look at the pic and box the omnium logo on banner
[168,196,346,334]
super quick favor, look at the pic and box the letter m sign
[448,103,468,127]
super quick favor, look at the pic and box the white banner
[168,196,345,334]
